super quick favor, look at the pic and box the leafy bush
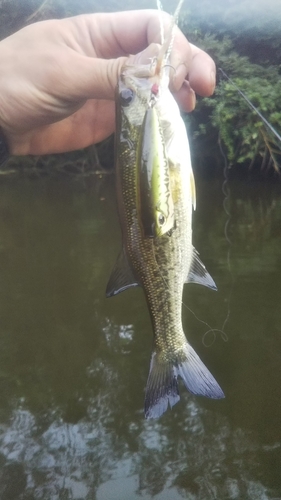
[180,23,281,173]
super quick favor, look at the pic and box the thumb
[68,54,129,101]
[88,44,161,98]
[68,45,164,101]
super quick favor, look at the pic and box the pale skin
[0,10,216,156]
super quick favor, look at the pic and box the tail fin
[145,343,224,419]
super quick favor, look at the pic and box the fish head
[117,56,167,118]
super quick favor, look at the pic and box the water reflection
[0,394,278,499]
[0,174,280,499]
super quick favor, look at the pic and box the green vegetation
[180,4,281,174]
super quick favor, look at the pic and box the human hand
[0,11,216,156]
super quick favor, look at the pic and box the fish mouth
[121,34,172,103]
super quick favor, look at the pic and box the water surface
[0,173,280,499]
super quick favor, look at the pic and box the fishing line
[157,0,184,64]
[181,300,228,347]
[218,131,233,338]
[215,65,281,341]
[212,69,240,340]
[216,66,281,340]
[165,0,185,64]
[180,82,232,346]
[219,68,281,143]
[156,0,164,45]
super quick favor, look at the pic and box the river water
[0,171,280,499]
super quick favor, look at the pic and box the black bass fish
[106,6,224,418]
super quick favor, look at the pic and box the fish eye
[158,214,165,226]
[120,88,134,107]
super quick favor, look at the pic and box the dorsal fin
[186,247,217,290]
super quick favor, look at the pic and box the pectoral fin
[186,247,217,290]
[106,248,140,297]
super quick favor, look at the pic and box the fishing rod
[219,67,281,144]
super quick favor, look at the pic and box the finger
[81,10,189,59]
[187,44,216,96]
[173,80,196,113]
[168,35,192,94]
[72,11,160,59]
[57,51,128,101]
